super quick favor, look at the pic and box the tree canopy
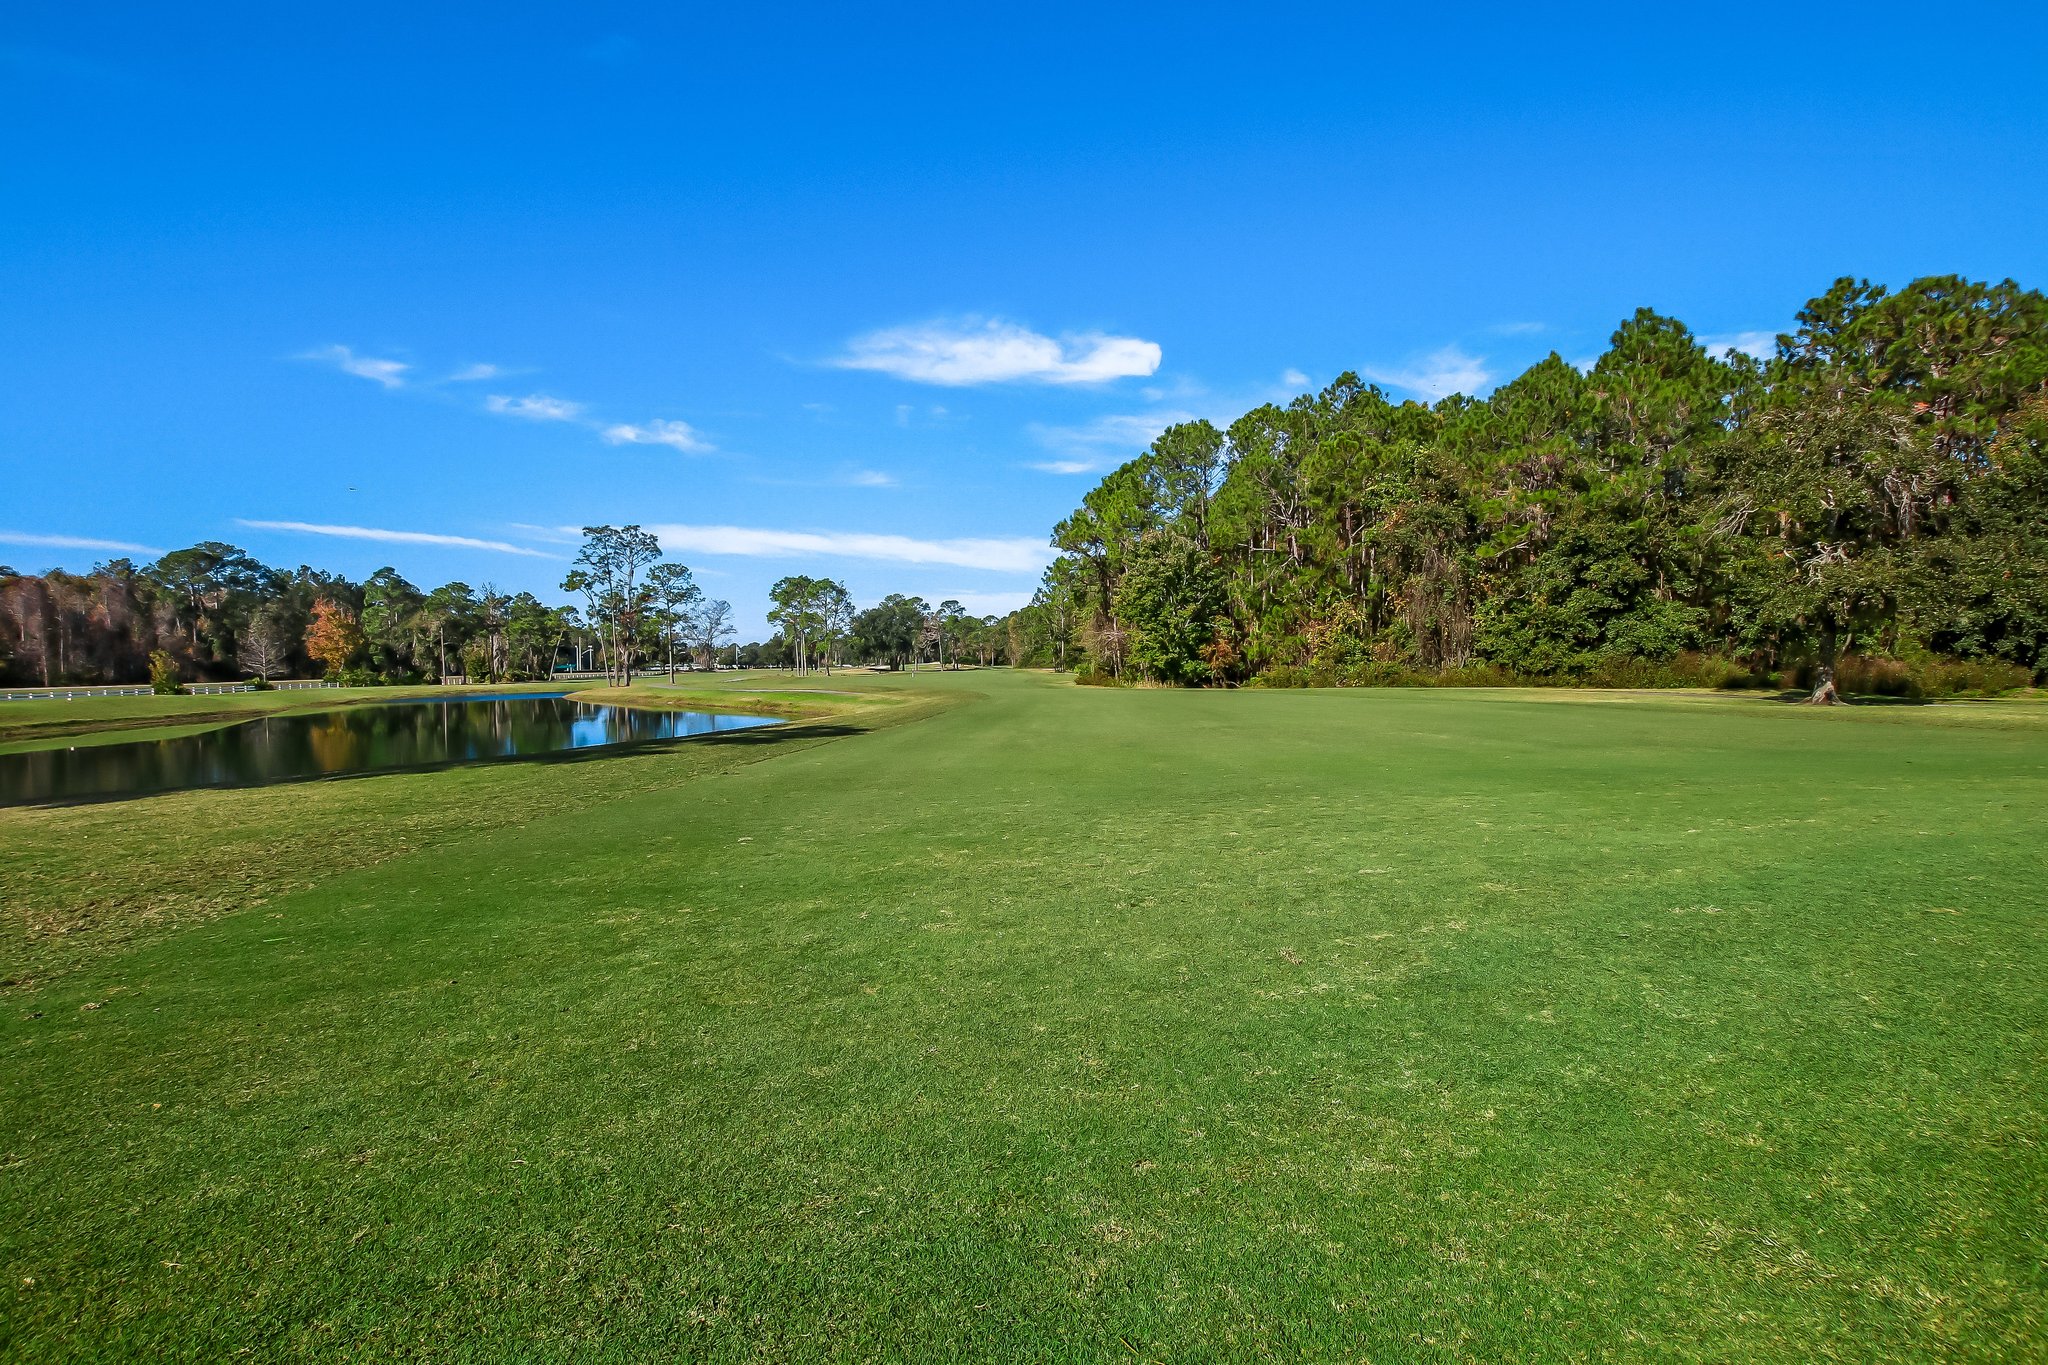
[1027,273,2048,698]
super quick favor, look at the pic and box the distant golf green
[3,672,2043,1361]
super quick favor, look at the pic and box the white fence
[0,680,342,703]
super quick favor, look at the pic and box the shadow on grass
[4,721,867,810]
[1753,687,1925,712]
[1760,690,1972,707]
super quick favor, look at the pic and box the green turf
[3,673,2043,1361]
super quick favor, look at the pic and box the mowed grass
[2,673,2044,1361]
[0,680,923,977]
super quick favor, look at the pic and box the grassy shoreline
[0,672,887,751]
[0,676,951,985]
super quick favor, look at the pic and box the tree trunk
[1809,624,1843,705]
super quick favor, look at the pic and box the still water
[0,694,782,806]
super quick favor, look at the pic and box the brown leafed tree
[304,598,366,678]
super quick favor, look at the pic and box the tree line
[754,577,1011,673]
[1021,274,2048,700]
[0,528,738,688]
[0,525,1021,687]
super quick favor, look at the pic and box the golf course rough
[2,670,2043,1361]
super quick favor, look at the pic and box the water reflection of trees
[0,698,779,805]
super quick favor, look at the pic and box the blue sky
[5,4,2045,637]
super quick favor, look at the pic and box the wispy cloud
[1490,321,1547,336]
[0,530,160,555]
[487,393,585,422]
[1028,460,1102,476]
[505,523,584,545]
[302,344,408,389]
[631,524,1053,574]
[1363,346,1491,401]
[601,419,712,453]
[836,317,1161,386]
[235,520,556,557]
[302,344,715,459]
[930,590,1035,617]
[1030,409,1200,461]
[746,468,903,492]
[1702,330,1777,362]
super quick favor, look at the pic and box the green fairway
[3,674,2044,1361]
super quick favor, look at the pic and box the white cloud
[487,393,585,422]
[931,590,1034,617]
[846,470,897,487]
[0,530,159,555]
[505,522,584,545]
[1031,409,1200,460]
[1491,321,1547,336]
[632,524,1053,574]
[1022,370,1336,476]
[1363,346,1491,401]
[1703,330,1777,362]
[602,419,712,453]
[302,344,408,388]
[446,363,502,382]
[836,317,1162,386]
[235,519,556,558]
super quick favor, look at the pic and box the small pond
[0,694,782,806]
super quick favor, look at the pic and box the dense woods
[1019,275,2048,697]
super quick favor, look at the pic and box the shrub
[1252,665,1333,688]
[1429,662,1528,688]
[245,675,274,692]
[1336,661,1411,688]
[337,665,377,688]
[1679,653,1767,690]
[1074,669,1126,687]
[1913,657,2033,697]
[1579,652,1765,690]
[1792,653,2033,700]
[1843,655,1916,697]
[148,650,185,695]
